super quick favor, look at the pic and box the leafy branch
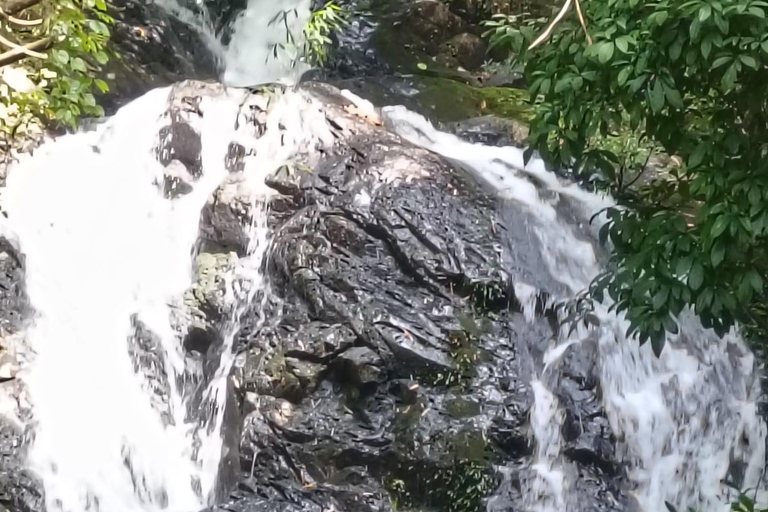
[0,0,113,153]
[485,0,768,352]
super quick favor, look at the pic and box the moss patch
[384,430,499,512]
[411,76,532,123]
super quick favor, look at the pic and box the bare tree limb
[0,32,47,58]
[0,36,50,68]
[1,10,43,26]
[574,0,592,45]
[528,0,573,50]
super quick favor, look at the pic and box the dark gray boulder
[198,82,634,512]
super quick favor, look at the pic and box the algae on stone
[410,76,532,124]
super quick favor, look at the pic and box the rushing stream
[0,1,766,512]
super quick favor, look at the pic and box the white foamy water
[381,106,768,512]
[221,0,312,87]
[1,74,333,512]
[153,0,312,87]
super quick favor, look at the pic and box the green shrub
[484,0,768,351]
[1,0,113,149]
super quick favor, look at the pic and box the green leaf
[690,17,702,39]
[649,78,665,113]
[53,49,69,65]
[711,240,726,267]
[94,79,110,93]
[653,287,670,309]
[95,51,109,65]
[711,215,729,238]
[616,35,631,53]
[701,38,712,59]
[748,269,764,293]
[711,55,732,69]
[689,262,705,291]
[539,77,551,94]
[618,66,632,86]
[555,77,571,93]
[739,55,758,69]
[628,74,647,94]
[721,62,738,89]
[697,287,714,310]
[651,328,665,357]
[699,4,712,21]
[663,82,684,109]
[689,143,706,167]
[71,57,87,73]
[599,42,616,63]
[669,39,683,61]
[676,256,694,277]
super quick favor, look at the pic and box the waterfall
[1,87,247,512]
[1,0,766,510]
[152,0,312,87]
[1,76,333,512]
[381,105,768,512]
[220,0,312,87]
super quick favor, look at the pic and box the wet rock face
[0,239,39,512]
[406,1,467,44]
[0,416,42,512]
[439,33,488,70]
[0,237,27,339]
[194,82,636,512]
[100,0,217,113]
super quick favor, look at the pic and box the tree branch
[1,10,43,26]
[528,0,573,50]
[0,32,47,58]
[0,36,50,68]
[574,0,592,45]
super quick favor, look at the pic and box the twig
[528,0,573,50]
[0,32,47,58]
[0,10,43,25]
[0,35,50,67]
[574,0,592,45]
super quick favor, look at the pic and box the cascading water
[1,87,251,512]
[152,0,312,88]
[0,76,333,512]
[381,105,768,512]
[2,0,767,509]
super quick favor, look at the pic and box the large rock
[99,0,218,112]
[189,82,635,512]
[0,236,27,339]
[0,238,38,512]
[438,33,488,70]
[405,1,467,45]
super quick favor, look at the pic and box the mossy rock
[410,76,532,124]
[372,20,477,84]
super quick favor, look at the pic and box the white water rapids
[0,0,765,512]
